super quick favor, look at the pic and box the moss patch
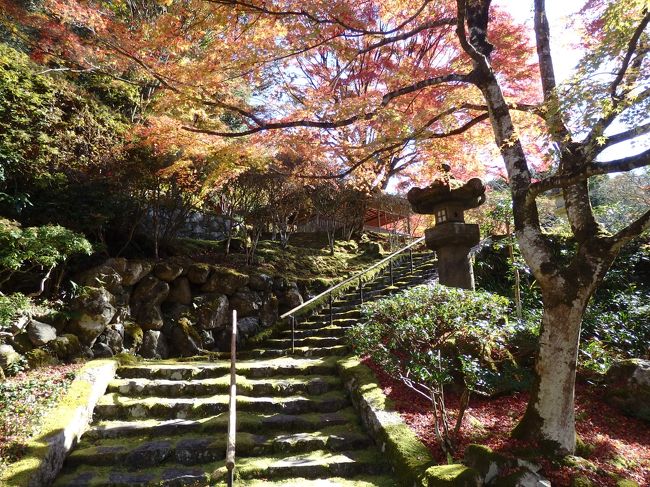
[424,464,481,486]
[1,359,117,487]
[337,356,436,486]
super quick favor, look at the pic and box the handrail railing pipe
[280,236,427,353]
[225,310,237,487]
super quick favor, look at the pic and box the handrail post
[291,316,295,354]
[389,258,394,286]
[328,292,333,326]
[226,309,237,487]
[359,276,363,304]
[409,248,414,274]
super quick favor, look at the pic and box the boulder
[424,464,481,486]
[605,358,650,421]
[26,348,58,368]
[193,294,230,330]
[154,261,184,282]
[249,273,273,292]
[124,322,144,352]
[273,276,288,293]
[96,324,124,355]
[167,277,193,305]
[27,320,57,346]
[49,334,82,360]
[201,267,249,295]
[10,314,29,335]
[361,241,383,257]
[92,341,114,358]
[229,290,262,318]
[260,295,279,328]
[463,444,513,484]
[170,318,203,357]
[140,330,169,359]
[187,263,211,285]
[104,257,128,275]
[237,316,260,338]
[10,333,34,354]
[199,329,215,350]
[121,260,153,286]
[80,265,123,295]
[281,285,303,312]
[137,304,165,331]
[0,344,21,371]
[132,276,170,307]
[68,287,117,346]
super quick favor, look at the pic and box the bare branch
[381,73,473,106]
[609,10,650,97]
[528,147,650,201]
[595,120,650,153]
[608,207,650,251]
[358,18,456,55]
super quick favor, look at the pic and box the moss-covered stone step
[293,318,357,330]
[261,336,344,349]
[236,476,396,487]
[277,325,350,340]
[232,344,349,359]
[314,309,360,320]
[232,448,391,480]
[55,449,391,486]
[117,357,340,380]
[94,390,350,420]
[67,425,372,468]
[85,409,360,441]
[108,374,342,398]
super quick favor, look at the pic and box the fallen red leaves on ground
[364,358,650,486]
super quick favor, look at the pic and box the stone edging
[1,359,118,487]
[337,356,437,486]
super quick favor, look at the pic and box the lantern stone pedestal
[407,172,485,290]
[425,223,480,290]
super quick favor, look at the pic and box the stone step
[277,325,350,340]
[117,357,339,380]
[67,424,372,469]
[108,374,342,398]
[262,336,344,349]
[236,476,396,487]
[85,408,361,441]
[314,309,359,320]
[294,318,357,330]
[94,390,350,420]
[231,344,349,359]
[55,449,390,486]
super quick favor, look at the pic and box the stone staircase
[53,253,436,487]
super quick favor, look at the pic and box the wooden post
[329,293,333,326]
[226,310,237,486]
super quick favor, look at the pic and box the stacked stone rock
[1,258,306,372]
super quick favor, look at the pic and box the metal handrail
[280,236,426,321]
[225,309,237,486]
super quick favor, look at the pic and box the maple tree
[2,0,649,455]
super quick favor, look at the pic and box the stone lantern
[407,174,486,290]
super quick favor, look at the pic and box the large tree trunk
[513,288,587,453]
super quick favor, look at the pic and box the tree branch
[609,9,650,98]
[608,207,650,251]
[596,120,650,153]
[358,18,456,55]
[381,73,473,106]
[528,147,650,201]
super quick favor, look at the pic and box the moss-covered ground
[0,362,82,478]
